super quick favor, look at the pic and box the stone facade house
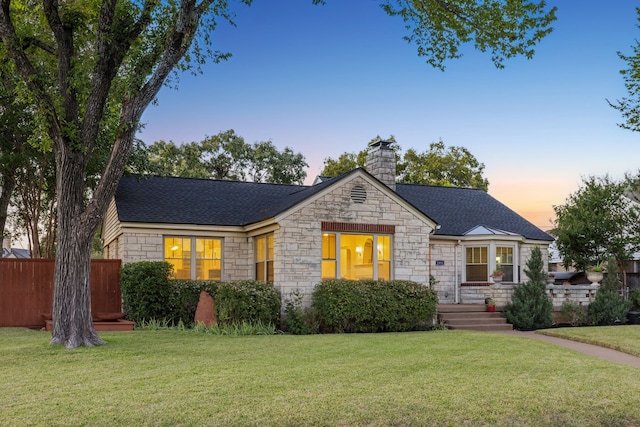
[102,141,554,306]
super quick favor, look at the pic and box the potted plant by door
[485,297,496,312]
[491,270,505,283]
[586,266,604,286]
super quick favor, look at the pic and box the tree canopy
[0,0,556,347]
[141,130,308,184]
[321,138,489,190]
[610,8,640,131]
[552,175,640,272]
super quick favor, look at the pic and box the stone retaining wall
[460,283,600,308]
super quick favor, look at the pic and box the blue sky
[138,1,640,232]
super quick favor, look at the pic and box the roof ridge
[396,182,485,191]
[123,174,309,188]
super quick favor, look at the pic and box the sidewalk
[498,330,640,369]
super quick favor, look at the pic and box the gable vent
[350,185,367,204]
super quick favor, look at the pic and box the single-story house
[102,140,553,306]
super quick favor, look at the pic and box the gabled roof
[115,175,335,226]
[114,174,553,241]
[395,184,553,241]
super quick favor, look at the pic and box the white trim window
[464,243,517,282]
[164,237,222,280]
[465,246,488,282]
[322,232,392,281]
[496,246,514,282]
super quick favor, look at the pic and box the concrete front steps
[438,304,513,332]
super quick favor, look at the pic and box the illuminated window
[321,233,392,280]
[322,233,337,280]
[377,235,391,281]
[466,247,488,281]
[496,247,514,281]
[164,237,222,280]
[255,234,274,283]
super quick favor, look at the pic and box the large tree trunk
[50,150,105,348]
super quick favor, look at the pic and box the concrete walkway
[497,330,640,369]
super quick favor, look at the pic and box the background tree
[0,0,556,347]
[0,55,33,239]
[503,246,553,330]
[610,8,640,132]
[321,138,489,190]
[12,149,56,258]
[142,130,308,184]
[320,135,397,177]
[397,141,489,190]
[552,175,640,273]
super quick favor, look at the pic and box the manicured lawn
[2,328,640,426]
[539,325,640,357]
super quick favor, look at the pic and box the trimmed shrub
[557,301,588,327]
[121,263,278,327]
[504,246,553,330]
[283,290,318,335]
[214,280,281,326]
[630,288,640,310]
[589,258,631,325]
[166,280,220,326]
[311,279,438,333]
[121,261,173,323]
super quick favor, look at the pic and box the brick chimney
[365,139,396,191]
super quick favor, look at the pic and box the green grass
[539,325,640,356]
[2,328,640,426]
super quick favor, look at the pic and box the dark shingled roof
[114,174,552,241]
[395,184,553,241]
[115,175,335,226]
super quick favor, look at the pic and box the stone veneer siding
[116,232,163,263]
[104,231,252,282]
[365,145,396,191]
[274,175,433,306]
[429,241,551,304]
[429,241,457,303]
[460,283,601,310]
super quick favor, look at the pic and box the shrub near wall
[215,280,281,326]
[312,279,438,333]
[163,279,280,327]
[166,280,219,326]
[121,261,280,326]
[121,261,173,323]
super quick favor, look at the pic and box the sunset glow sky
[138,1,640,232]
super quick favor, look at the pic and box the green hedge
[311,279,438,333]
[214,280,281,326]
[121,262,280,326]
[165,280,220,326]
[121,261,174,323]
[630,288,640,310]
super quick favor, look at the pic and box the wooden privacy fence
[0,259,122,328]
[626,272,640,290]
